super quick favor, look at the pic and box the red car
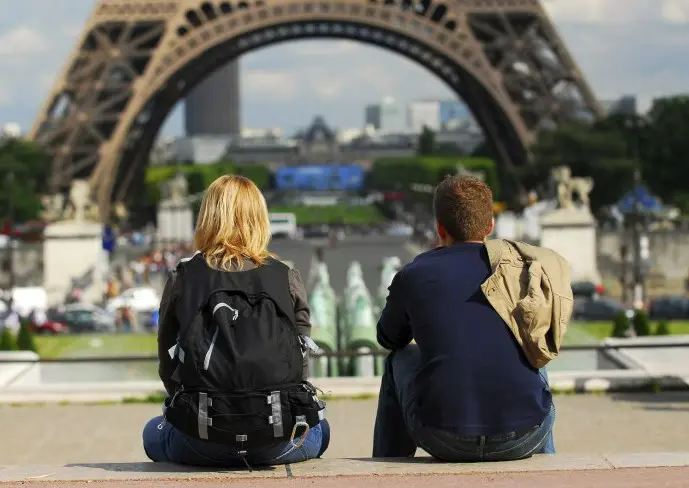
[30,320,69,335]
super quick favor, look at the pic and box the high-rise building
[365,104,381,129]
[600,96,637,116]
[439,100,471,128]
[365,97,407,134]
[185,61,241,136]
[408,100,441,133]
[379,97,407,134]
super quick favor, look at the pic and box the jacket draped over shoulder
[481,239,574,369]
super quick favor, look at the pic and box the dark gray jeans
[372,345,555,461]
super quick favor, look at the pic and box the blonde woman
[143,175,329,468]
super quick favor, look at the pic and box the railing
[1,341,688,364]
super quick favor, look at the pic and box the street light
[3,170,15,311]
[624,115,650,310]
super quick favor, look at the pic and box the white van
[269,213,298,239]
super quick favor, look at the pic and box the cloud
[242,69,299,102]
[0,81,11,107]
[662,0,689,22]
[542,0,689,23]
[2,0,689,138]
[286,40,359,57]
[0,26,48,56]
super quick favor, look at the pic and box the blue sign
[617,186,663,214]
[274,164,365,191]
[102,225,116,253]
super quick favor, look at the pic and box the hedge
[145,161,271,204]
[368,156,500,198]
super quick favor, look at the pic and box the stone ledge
[2,373,688,405]
[1,453,688,483]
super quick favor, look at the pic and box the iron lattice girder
[29,0,603,221]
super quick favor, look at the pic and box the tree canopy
[0,139,52,223]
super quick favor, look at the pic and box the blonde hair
[193,175,274,271]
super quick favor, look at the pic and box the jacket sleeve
[377,270,412,350]
[157,269,180,395]
[288,268,311,337]
[288,267,312,380]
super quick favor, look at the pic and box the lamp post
[4,170,15,311]
[625,115,650,310]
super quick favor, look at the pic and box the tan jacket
[481,239,574,369]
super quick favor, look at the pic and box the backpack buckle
[290,415,310,448]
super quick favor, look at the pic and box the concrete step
[1,453,688,483]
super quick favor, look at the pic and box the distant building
[154,115,418,166]
[184,61,241,136]
[365,97,408,134]
[0,123,21,139]
[408,100,441,133]
[365,105,381,129]
[439,100,471,128]
[600,96,637,116]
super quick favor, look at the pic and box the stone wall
[0,242,43,288]
[597,224,689,287]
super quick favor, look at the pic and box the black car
[649,296,689,320]
[571,281,604,299]
[573,297,632,322]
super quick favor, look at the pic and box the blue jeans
[372,345,556,461]
[143,415,330,467]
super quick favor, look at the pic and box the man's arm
[377,270,412,350]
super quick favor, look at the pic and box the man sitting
[373,175,570,462]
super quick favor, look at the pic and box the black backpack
[163,256,325,462]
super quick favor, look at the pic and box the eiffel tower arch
[28,0,604,221]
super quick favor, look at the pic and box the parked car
[571,281,605,299]
[48,303,115,333]
[648,296,689,320]
[105,286,160,314]
[30,320,69,335]
[573,296,632,322]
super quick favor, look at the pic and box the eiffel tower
[28,0,603,221]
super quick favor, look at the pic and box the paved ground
[3,469,688,488]
[1,392,689,465]
[270,236,416,296]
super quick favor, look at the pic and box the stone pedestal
[540,207,601,284]
[43,221,107,307]
[157,202,194,245]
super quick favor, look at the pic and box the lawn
[33,321,689,359]
[569,321,689,341]
[269,205,384,225]
[35,333,157,359]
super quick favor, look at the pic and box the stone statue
[64,180,100,223]
[40,180,100,223]
[160,173,189,204]
[113,202,128,222]
[378,256,401,307]
[551,166,594,210]
[456,164,485,181]
[40,194,66,222]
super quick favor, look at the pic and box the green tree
[655,320,671,336]
[639,96,689,213]
[0,139,52,222]
[0,328,18,351]
[632,310,651,337]
[16,321,37,352]
[527,122,638,212]
[611,311,631,338]
[418,126,436,156]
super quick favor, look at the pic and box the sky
[0,0,688,137]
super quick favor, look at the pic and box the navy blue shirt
[377,243,552,436]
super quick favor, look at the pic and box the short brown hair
[433,175,494,242]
